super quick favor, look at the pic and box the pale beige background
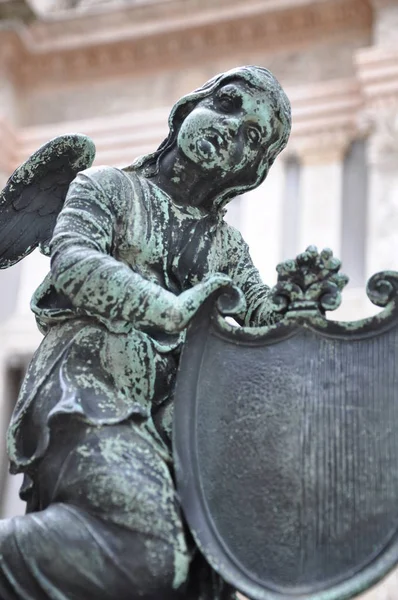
[1,1,398,597]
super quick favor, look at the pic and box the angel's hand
[161,273,246,334]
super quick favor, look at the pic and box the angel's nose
[222,117,240,137]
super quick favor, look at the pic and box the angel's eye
[216,92,242,113]
[218,95,234,112]
[247,127,261,144]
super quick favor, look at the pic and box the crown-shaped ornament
[270,246,349,316]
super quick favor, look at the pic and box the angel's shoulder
[69,165,134,213]
[218,220,246,249]
[74,165,127,192]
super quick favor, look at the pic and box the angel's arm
[224,227,276,327]
[51,166,183,331]
[51,166,233,332]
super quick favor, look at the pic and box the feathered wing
[0,133,96,269]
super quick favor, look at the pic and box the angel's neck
[149,148,217,212]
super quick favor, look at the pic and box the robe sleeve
[50,166,177,331]
[223,225,277,327]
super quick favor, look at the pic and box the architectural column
[285,78,361,260]
[295,134,349,257]
[364,104,398,276]
[371,0,398,46]
[239,155,285,286]
[356,33,398,276]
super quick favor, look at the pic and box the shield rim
[174,291,398,600]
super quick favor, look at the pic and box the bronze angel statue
[0,66,291,600]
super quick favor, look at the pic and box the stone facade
[0,0,398,596]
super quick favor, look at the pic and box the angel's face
[176,79,280,183]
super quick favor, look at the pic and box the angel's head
[128,66,291,210]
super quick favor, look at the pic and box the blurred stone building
[0,0,398,597]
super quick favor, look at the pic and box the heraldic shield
[173,249,398,600]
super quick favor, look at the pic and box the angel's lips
[196,139,216,158]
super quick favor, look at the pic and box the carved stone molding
[32,0,173,14]
[14,106,169,169]
[2,75,362,173]
[27,0,372,43]
[355,45,398,166]
[0,0,386,173]
[369,0,397,10]
[356,45,398,106]
[0,0,34,22]
[2,0,372,87]
[0,75,366,174]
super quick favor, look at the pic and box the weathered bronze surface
[0,66,292,599]
[175,251,398,600]
[3,63,396,600]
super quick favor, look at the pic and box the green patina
[0,65,292,600]
[1,63,393,600]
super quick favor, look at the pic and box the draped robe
[2,166,272,600]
